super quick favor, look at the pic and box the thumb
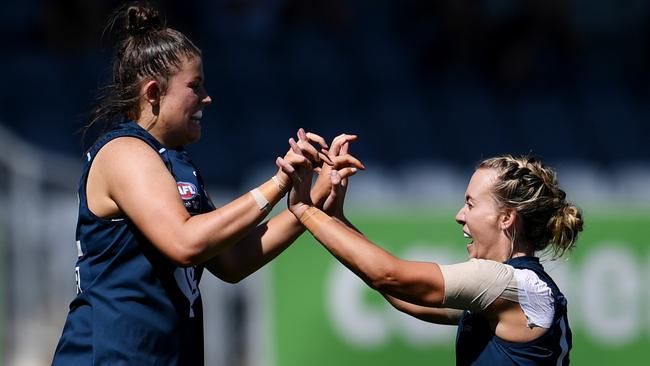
[330,170,347,198]
[324,170,342,204]
[330,170,342,186]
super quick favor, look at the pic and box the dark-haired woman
[279,154,582,365]
[51,3,361,365]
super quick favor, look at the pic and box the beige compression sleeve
[439,259,515,312]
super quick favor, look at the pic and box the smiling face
[148,55,212,148]
[455,168,512,262]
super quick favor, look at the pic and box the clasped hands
[275,128,364,221]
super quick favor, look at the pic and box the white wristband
[272,175,288,191]
[250,188,271,213]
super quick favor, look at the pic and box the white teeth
[190,111,202,125]
[463,232,471,238]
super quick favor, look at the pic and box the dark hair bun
[125,3,162,35]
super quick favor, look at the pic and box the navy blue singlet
[52,120,215,365]
[455,256,572,366]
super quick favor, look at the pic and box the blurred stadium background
[1,0,650,365]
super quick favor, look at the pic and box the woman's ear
[500,209,516,230]
[143,80,160,106]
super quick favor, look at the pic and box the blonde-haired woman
[280,153,583,365]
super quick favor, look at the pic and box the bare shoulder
[88,137,171,217]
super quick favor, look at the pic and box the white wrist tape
[250,188,271,213]
[272,175,288,191]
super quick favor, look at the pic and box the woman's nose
[455,207,465,225]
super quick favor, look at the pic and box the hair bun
[125,3,162,35]
[547,202,583,257]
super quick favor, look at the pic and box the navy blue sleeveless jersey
[455,256,572,366]
[52,120,215,365]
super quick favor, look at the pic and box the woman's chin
[466,243,477,259]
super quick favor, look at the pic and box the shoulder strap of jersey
[83,120,172,173]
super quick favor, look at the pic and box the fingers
[288,138,301,154]
[337,167,358,180]
[304,131,329,150]
[327,170,348,203]
[276,156,295,175]
[325,171,341,204]
[289,136,325,167]
[276,157,302,184]
[340,141,349,155]
[281,142,313,172]
[318,151,333,166]
[290,135,332,166]
[332,154,365,170]
[301,128,332,164]
[330,170,342,186]
[297,128,308,142]
[290,129,360,173]
[329,134,358,157]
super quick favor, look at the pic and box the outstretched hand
[275,137,314,218]
[274,128,330,190]
[322,140,354,218]
[313,134,364,218]
[276,129,364,219]
[276,128,365,217]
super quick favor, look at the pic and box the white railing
[0,122,81,366]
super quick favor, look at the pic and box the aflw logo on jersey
[177,182,198,200]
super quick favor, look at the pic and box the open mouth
[463,231,473,244]
[190,110,202,125]
[463,231,475,256]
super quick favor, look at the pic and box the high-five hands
[274,128,331,191]
[317,134,363,218]
[322,136,358,218]
[275,129,364,219]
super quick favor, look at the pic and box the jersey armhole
[83,135,163,223]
